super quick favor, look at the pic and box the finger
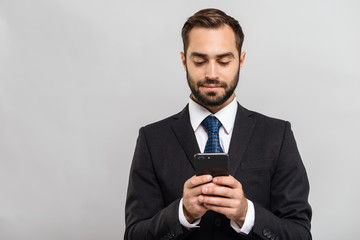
[185,175,213,189]
[183,185,204,199]
[201,185,234,198]
[199,195,239,208]
[203,203,231,215]
[213,175,241,188]
[184,179,215,201]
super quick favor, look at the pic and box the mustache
[197,79,227,88]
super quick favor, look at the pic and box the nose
[205,62,218,80]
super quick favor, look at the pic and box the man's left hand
[198,175,248,227]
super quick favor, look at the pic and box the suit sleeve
[124,128,189,240]
[247,122,312,240]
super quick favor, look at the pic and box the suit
[125,103,312,240]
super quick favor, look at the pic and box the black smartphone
[194,153,229,177]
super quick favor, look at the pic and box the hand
[182,175,213,223]
[198,175,248,227]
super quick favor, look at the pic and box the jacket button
[271,234,279,240]
[214,218,222,227]
[263,228,271,238]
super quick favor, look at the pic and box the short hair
[181,8,244,56]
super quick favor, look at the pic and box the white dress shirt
[178,96,255,234]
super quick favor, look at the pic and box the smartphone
[194,153,229,177]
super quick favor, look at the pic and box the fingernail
[203,187,208,193]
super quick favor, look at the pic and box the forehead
[187,25,238,57]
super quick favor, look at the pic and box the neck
[191,94,235,114]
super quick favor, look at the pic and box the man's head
[182,8,244,58]
[180,9,246,113]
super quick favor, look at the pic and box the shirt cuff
[178,198,201,228]
[230,199,255,234]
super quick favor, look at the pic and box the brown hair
[181,8,244,56]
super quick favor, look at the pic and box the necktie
[201,116,223,153]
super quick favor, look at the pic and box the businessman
[125,8,312,240]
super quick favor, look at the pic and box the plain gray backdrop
[1,0,359,239]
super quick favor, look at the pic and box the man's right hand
[182,175,213,223]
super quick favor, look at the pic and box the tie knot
[201,116,222,134]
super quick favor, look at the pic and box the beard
[186,68,240,107]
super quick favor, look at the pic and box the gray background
[1,0,359,239]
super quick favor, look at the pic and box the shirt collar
[188,96,238,134]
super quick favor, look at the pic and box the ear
[180,52,187,71]
[239,51,246,70]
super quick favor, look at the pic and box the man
[125,8,311,240]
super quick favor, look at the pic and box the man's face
[181,25,245,109]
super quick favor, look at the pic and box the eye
[218,61,230,66]
[194,61,205,66]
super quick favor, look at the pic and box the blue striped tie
[201,116,223,153]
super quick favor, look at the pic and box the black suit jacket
[125,104,312,240]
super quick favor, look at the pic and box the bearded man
[125,8,312,240]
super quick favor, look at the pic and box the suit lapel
[171,105,200,169]
[228,104,256,175]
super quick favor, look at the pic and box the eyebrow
[190,52,235,59]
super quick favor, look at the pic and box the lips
[200,84,222,90]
